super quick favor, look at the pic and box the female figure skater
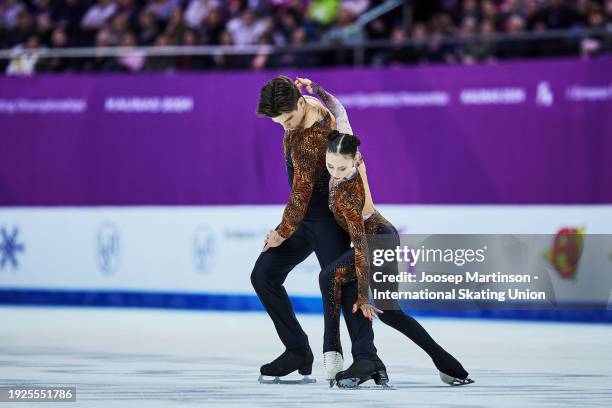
[297,78,474,388]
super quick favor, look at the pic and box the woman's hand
[356,151,369,177]
[294,77,314,94]
[355,151,366,170]
[352,302,383,321]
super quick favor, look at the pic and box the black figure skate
[258,348,316,385]
[333,356,391,389]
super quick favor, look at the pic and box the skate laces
[323,351,343,380]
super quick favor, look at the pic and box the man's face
[271,98,305,131]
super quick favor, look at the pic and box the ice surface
[1,307,611,407]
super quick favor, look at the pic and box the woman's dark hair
[326,130,361,157]
[256,75,303,117]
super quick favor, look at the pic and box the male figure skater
[252,76,379,383]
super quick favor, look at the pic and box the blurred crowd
[1,0,611,74]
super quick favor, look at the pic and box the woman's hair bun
[345,134,361,148]
[327,129,341,142]
[327,131,361,157]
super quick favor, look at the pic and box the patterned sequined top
[329,170,395,307]
[311,81,394,306]
[311,82,376,217]
[277,109,336,239]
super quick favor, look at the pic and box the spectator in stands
[146,0,181,22]
[31,0,52,22]
[115,32,146,72]
[342,0,370,16]
[137,9,159,45]
[306,0,340,25]
[226,9,268,46]
[107,12,129,44]
[321,7,364,46]
[184,0,220,29]
[115,0,139,29]
[53,0,87,45]
[538,0,582,29]
[177,28,215,70]
[272,8,300,46]
[462,0,480,21]
[34,11,52,46]
[430,12,456,36]
[582,0,612,56]
[0,0,25,29]
[455,16,479,64]
[497,14,534,59]
[525,0,544,29]
[143,33,176,71]
[6,9,33,46]
[481,0,500,29]
[164,7,187,44]
[6,33,41,75]
[81,0,117,30]
[213,29,247,69]
[385,25,414,66]
[39,27,75,72]
[588,3,607,26]
[80,28,114,71]
[200,7,224,44]
[365,14,392,65]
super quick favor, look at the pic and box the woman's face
[271,98,305,131]
[326,151,356,181]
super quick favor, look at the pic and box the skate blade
[258,375,316,385]
[335,378,394,390]
[350,385,395,390]
[374,379,391,388]
[336,377,361,389]
[448,378,475,386]
[335,376,393,389]
[440,372,475,386]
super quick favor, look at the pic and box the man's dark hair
[256,75,303,118]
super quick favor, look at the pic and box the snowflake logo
[0,227,25,270]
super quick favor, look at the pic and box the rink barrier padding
[0,288,611,323]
